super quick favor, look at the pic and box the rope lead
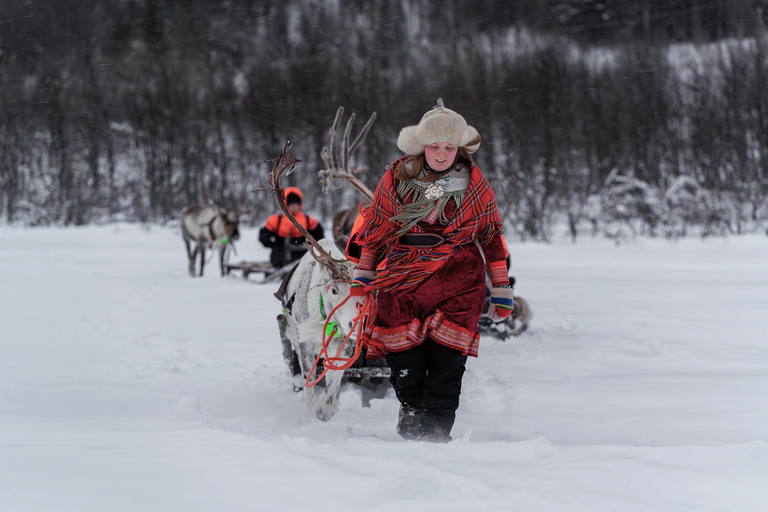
[305,293,376,388]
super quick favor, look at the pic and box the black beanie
[286,193,301,206]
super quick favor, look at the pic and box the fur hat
[397,107,480,155]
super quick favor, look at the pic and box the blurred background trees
[1,0,767,240]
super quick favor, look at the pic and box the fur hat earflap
[397,107,480,155]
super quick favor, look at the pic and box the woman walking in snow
[350,106,512,442]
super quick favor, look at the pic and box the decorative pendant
[424,183,444,200]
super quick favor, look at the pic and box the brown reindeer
[318,106,376,252]
[181,204,241,277]
[330,200,370,253]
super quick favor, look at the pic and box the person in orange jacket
[259,187,324,268]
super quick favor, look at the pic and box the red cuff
[358,249,379,272]
[488,260,509,288]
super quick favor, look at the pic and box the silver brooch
[424,183,444,200]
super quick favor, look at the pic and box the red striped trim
[362,309,480,358]
[488,260,508,288]
[358,250,379,271]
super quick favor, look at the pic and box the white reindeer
[276,238,361,421]
[268,142,363,421]
[181,204,241,277]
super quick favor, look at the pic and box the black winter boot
[396,405,423,440]
[418,412,455,443]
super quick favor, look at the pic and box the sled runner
[281,340,391,408]
[225,260,296,282]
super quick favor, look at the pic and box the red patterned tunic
[356,158,508,358]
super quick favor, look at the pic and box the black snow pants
[386,337,468,440]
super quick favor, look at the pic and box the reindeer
[268,142,363,421]
[181,204,241,277]
[331,205,362,253]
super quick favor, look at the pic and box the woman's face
[424,141,458,172]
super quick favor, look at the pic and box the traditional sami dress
[355,157,508,359]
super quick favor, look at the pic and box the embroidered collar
[390,162,470,232]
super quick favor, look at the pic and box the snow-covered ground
[1,223,766,512]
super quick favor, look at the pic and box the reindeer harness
[274,262,300,314]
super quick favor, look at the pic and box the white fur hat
[397,107,481,155]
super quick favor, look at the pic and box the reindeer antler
[237,189,245,217]
[269,141,350,281]
[318,107,376,202]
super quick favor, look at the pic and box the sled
[477,312,528,340]
[225,260,296,283]
[342,351,392,406]
[225,260,273,278]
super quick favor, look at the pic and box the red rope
[305,292,376,389]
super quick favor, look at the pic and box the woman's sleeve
[476,181,509,287]
[480,232,509,287]
[356,248,381,272]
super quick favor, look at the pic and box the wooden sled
[226,260,298,283]
[225,260,274,279]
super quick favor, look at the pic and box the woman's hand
[350,269,376,297]
[488,285,514,323]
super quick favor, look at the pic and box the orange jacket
[344,212,367,264]
[264,212,319,238]
[263,187,320,237]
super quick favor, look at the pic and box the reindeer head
[222,209,241,242]
[307,239,357,339]
[217,197,244,243]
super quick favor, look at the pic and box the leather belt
[399,233,445,247]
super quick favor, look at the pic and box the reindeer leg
[278,314,303,392]
[198,245,205,277]
[219,245,227,276]
[296,343,321,415]
[184,239,195,276]
[277,314,293,367]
